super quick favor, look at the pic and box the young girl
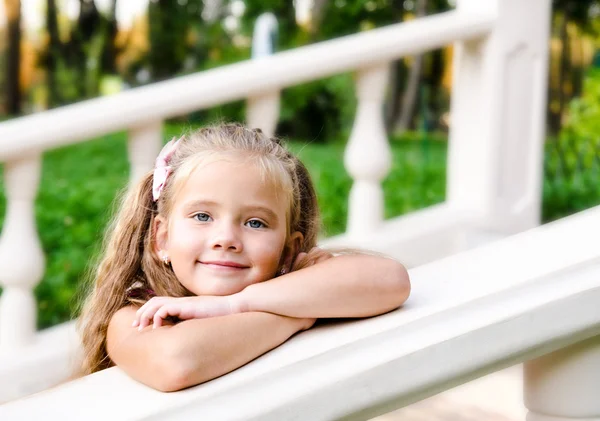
[79,123,410,392]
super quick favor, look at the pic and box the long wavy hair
[78,123,322,375]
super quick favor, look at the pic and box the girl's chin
[187,278,251,297]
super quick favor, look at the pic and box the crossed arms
[107,253,410,392]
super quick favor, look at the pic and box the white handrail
[0,9,494,161]
[2,206,599,420]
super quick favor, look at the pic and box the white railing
[2,206,599,420]
[0,0,556,412]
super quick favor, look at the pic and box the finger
[134,297,160,326]
[153,307,171,329]
[138,302,164,331]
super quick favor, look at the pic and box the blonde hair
[78,123,322,374]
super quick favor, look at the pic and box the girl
[79,123,410,392]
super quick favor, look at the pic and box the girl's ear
[153,215,169,256]
[282,231,304,272]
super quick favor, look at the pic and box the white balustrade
[0,10,494,162]
[447,0,551,234]
[2,206,599,420]
[128,122,164,185]
[0,156,45,352]
[247,92,281,137]
[344,64,391,237]
[0,2,572,413]
[525,336,600,421]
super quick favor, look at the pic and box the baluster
[247,92,281,137]
[525,336,600,420]
[448,0,551,234]
[0,156,45,352]
[344,64,391,238]
[128,122,163,185]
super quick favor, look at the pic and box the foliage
[0,127,446,328]
[1,121,599,328]
[543,69,600,221]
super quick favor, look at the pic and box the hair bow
[152,137,182,202]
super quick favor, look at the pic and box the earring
[161,253,170,266]
[278,267,287,276]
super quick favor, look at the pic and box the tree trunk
[551,9,570,135]
[5,0,22,115]
[101,0,119,75]
[308,0,328,40]
[46,0,61,107]
[396,0,428,132]
[385,0,407,133]
[427,48,444,131]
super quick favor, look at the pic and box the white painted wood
[0,3,564,414]
[345,64,391,237]
[247,92,280,137]
[0,10,494,161]
[0,321,80,404]
[321,203,480,267]
[524,337,600,420]
[247,12,281,137]
[251,13,278,59]
[447,0,551,234]
[127,122,163,185]
[2,206,599,420]
[0,156,45,352]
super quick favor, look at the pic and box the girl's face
[155,158,300,296]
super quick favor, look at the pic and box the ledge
[2,206,599,420]
[0,9,495,161]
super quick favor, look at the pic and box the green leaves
[1,116,598,329]
[543,69,600,221]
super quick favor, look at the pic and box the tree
[4,0,21,115]
[42,0,112,106]
[145,0,205,82]
[100,0,119,75]
[44,0,61,106]
[548,0,600,134]
[396,0,427,133]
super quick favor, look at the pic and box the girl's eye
[194,213,212,222]
[246,219,266,229]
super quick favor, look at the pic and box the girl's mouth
[200,261,249,270]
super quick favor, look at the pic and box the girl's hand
[291,247,334,271]
[133,295,239,330]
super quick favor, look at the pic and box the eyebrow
[181,200,280,223]
[244,206,279,223]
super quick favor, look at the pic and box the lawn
[0,127,447,328]
[1,126,598,329]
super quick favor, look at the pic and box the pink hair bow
[152,137,182,202]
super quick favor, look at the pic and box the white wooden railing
[2,0,588,419]
[2,206,599,420]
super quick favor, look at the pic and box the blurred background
[0,0,599,329]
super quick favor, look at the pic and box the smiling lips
[200,261,249,270]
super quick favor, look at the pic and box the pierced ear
[153,215,169,256]
[281,231,304,273]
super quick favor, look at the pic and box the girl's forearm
[166,312,311,390]
[235,255,410,319]
[109,307,311,392]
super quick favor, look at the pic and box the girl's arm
[132,253,409,329]
[107,306,313,392]
[235,254,410,319]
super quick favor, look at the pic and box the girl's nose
[211,225,243,252]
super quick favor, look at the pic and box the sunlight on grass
[0,127,446,328]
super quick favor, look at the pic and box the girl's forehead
[174,158,290,210]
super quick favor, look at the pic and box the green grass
[0,127,447,329]
[1,124,599,329]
